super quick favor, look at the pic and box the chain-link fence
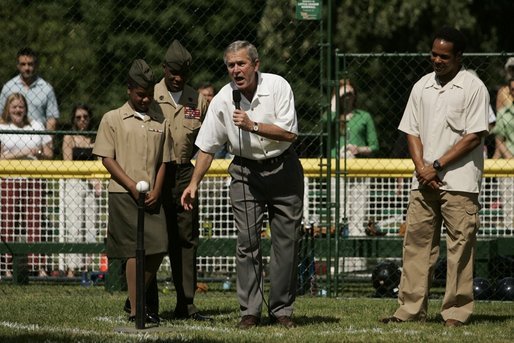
[0,1,513,301]
[321,52,514,298]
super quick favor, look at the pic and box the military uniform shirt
[93,101,172,193]
[154,79,207,164]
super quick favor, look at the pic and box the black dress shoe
[128,312,160,325]
[124,297,159,316]
[147,312,161,324]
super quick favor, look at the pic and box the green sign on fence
[296,0,321,21]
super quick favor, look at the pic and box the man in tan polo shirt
[381,26,489,327]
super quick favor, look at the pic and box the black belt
[233,149,291,166]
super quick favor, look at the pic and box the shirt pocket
[465,202,481,231]
[183,118,201,132]
[445,107,465,133]
[146,126,165,148]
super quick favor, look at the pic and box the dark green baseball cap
[164,39,191,73]
[128,59,154,89]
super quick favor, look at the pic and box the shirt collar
[120,102,154,122]
[426,67,466,90]
[14,74,41,89]
[230,72,270,103]
[254,72,270,98]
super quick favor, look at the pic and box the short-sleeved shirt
[154,79,208,164]
[0,121,52,157]
[492,105,514,155]
[195,72,298,160]
[0,75,60,126]
[398,68,489,193]
[93,101,172,193]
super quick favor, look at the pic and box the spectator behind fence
[326,78,379,158]
[93,59,172,324]
[381,26,489,327]
[0,92,52,277]
[152,39,210,322]
[181,40,304,329]
[468,69,497,158]
[323,78,379,236]
[491,77,514,228]
[0,47,60,131]
[0,93,53,159]
[61,103,101,278]
[198,82,215,104]
[496,57,514,112]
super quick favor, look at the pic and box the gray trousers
[228,151,304,318]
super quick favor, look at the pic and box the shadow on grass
[159,306,235,321]
[157,310,340,327]
[0,332,231,343]
[268,314,340,326]
[469,313,513,324]
[423,313,513,325]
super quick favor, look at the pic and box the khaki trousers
[394,189,480,323]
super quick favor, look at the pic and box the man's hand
[232,109,252,131]
[181,184,198,211]
[416,165,443,189]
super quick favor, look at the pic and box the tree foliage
[332,0,514,53]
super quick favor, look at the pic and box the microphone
[233,89,241,110]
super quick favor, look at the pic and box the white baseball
[136,181,150,193]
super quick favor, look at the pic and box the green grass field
[0,283,512,343]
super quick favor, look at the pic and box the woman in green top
[324,79,380,241]
[326,78,379,158]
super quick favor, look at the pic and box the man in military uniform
[155,39,210,321]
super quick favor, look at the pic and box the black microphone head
[232,89,241,109]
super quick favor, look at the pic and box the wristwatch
[252,122,259,133]
[433,159,443,171]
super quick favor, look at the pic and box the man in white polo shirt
[181,40,304,329]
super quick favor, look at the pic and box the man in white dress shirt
[181,40,304,329]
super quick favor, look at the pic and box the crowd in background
[1,48,513,162]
